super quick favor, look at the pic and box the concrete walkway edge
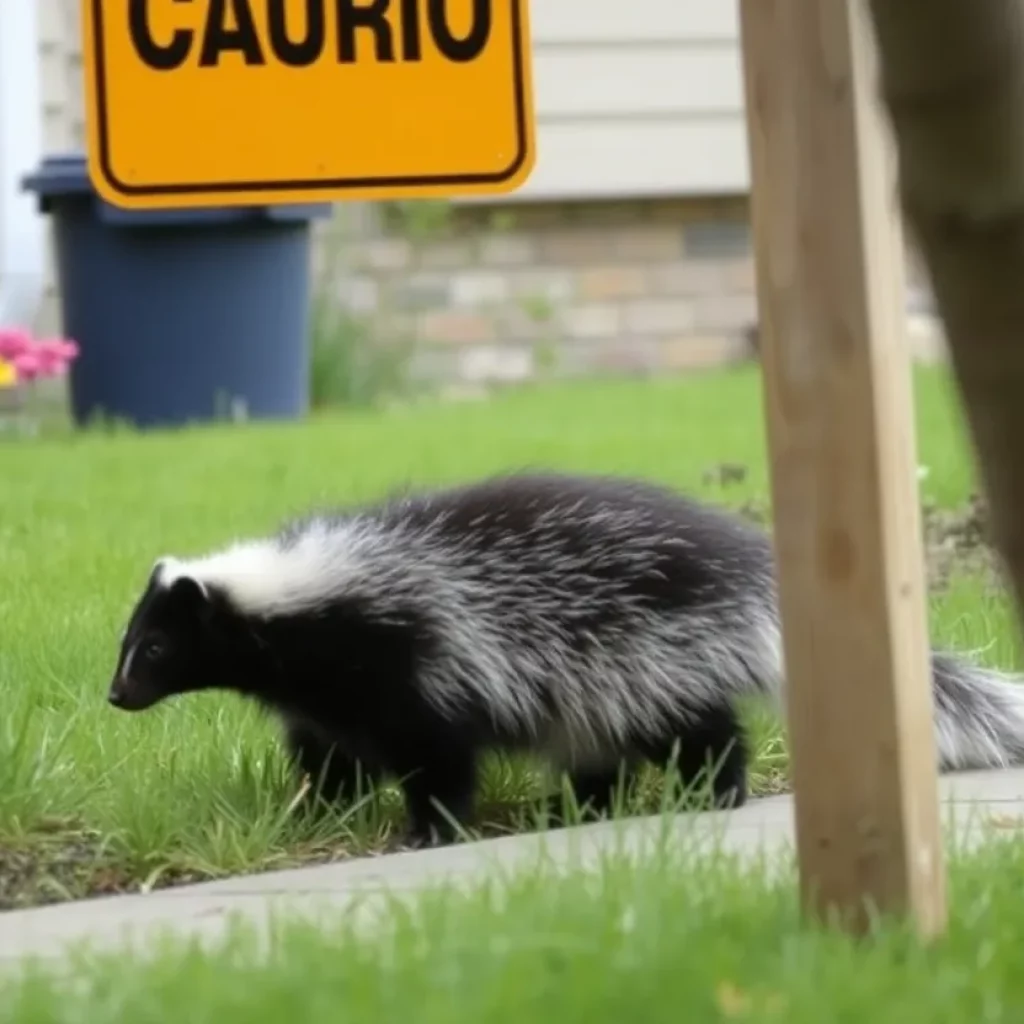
[2,768,1024,966]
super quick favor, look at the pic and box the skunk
[107,471,1024,845]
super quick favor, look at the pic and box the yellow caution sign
[82,1,535,208]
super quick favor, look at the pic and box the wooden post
[737,0,947,936]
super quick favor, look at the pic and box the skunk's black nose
[108,687,125,707]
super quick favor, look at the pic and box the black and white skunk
[107,471,1024,845]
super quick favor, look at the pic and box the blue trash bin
[22,154,332,429]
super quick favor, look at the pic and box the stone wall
[317,194,943,395]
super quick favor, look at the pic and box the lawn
[0,363,1019,909]
[5,834,1024,1022]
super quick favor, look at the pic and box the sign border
[89,0,532,200]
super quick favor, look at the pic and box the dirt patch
[704,461,1000,591]
[0,829,209,911]
[0,832,134,911]
[735,498,769,528]
[701,462,750,488]
[920,493,1001,591]
[730,488,1001,594]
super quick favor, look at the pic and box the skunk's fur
[107,471,1024,845]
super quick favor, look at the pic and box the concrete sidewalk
[2,768,1024,966]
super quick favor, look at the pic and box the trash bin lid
[21,152,334,225]
[21,153,93,200]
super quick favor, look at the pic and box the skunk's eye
[143,640,166,661]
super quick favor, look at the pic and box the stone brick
[496,204,575,231]
[478,235,536,267]
[417,311,495,345]
[651,195,750,225]
[593,338,662,375]
[722,258,757,292]
[650,261,731,297]
[341,202,382,237]
[449,270,509,308]
[563,303,622,340]
[385,272,449,311]
[612,226,684,262]
[557,338,661,378]
[497,306,556,342]
[692,293,759,332]
[682,221,751,259]
[623,298,695,335]
[417,240,477,270]
[660,334,754,372]
[458,345,534,383]
[509,269,576,305]
[577,266,650,301]
[581,202,655,226]
[539,229,609,264]
[362,238,412,271]
[333,275,379,314]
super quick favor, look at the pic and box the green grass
[0,363,1017,908]
[7,833,1024,1022]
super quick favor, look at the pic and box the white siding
[37,0,84,154]
[533,0,739,42]
[29,0,83,334]
[513,0,749,200]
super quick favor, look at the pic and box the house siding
[509,0,749,200]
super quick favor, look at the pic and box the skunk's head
[108,558,224,712]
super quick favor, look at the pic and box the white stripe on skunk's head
[153,556,209,597]
[149,527,361,618]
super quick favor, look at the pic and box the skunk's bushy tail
[930,651,1024,769]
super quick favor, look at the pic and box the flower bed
[0,328,79,435]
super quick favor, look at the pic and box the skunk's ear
[168,573,209,602]
[153,557,213,621]
[169,574,215,624]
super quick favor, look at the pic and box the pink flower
[34,338,77,377]
[11,351,42,381]
[0,329,32,360]
[38,338,78,359]
[0,330,79,382]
